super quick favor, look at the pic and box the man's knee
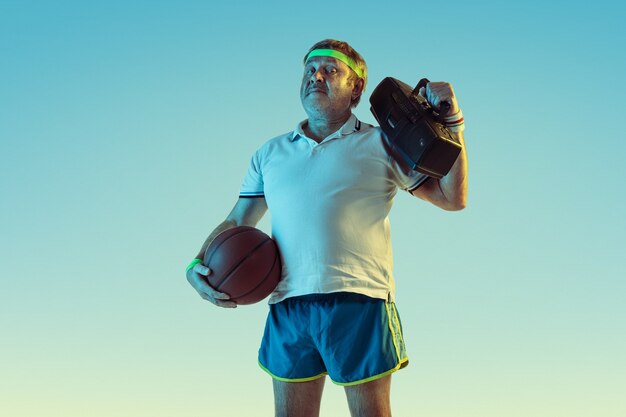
[344,375,392,417]
[273,378,326,417]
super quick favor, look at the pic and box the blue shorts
[258,292,409,386]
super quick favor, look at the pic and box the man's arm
[187,197,268,308]
[194,197,268,259]
[410,81,468,211]
[410,131,467,211]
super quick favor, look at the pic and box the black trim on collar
[355,120,361,131]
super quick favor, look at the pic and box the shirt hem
[268,287,393,304]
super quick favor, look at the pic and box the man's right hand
[186,263,237,308]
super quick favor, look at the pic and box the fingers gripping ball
[203,226,282,305]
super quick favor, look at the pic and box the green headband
[305,49,365,79]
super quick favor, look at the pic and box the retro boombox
[369,77,462,179]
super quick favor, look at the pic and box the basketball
[203,226,281,305]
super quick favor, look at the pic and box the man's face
[300,56,360,118]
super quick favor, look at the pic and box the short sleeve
[388,153,429,192]
[239,149,265,198]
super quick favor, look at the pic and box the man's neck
[304,111,352,143]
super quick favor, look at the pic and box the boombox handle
[413,77,451,121]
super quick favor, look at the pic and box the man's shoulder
[262,130,294,147]
[350,121,385,146]
[360,122,381,135]
[250,129,296,158]
[267,129,295,143]
[350,117,381,136]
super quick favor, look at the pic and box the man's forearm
[438,131,468,209]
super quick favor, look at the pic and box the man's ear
[352,78,365,99]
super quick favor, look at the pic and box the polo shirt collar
[291,113,363,142]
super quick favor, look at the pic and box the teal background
[1,1,624,416]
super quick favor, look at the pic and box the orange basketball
[203,226,281,305]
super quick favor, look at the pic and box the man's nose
[310,69,324,83]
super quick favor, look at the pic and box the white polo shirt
[240,114,427,304]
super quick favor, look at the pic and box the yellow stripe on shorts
[385,302,408,364]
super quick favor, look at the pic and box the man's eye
[327,67,337,74]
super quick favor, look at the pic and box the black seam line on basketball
[214,238,272,290]
[215,238,272,290]
[206,227,253,268]
[234,244,279,301]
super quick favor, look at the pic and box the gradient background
[1,1,624,416]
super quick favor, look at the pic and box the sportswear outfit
[239,114,426,385]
